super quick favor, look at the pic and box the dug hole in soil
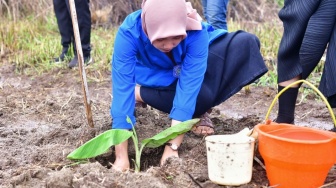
[0,64,335,188]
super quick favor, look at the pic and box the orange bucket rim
[255,123,336,144]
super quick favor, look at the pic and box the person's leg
[53,0,72,62]
[205,0,229,30]
[140,83,214,136]
[277,0,320,83]
[276,79,300,124]
[300,0,336,79]
[277,0,336,123]
[140,87,175,114]
[201,0,208,21]
[276,0,320,123]
[321,21,336,109]
[74,0,91,58]
[67,0,92,68]
[314,1,336,108]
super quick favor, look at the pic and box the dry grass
[1,0,281,25]
[0,0,52,21]
[0,0,283,84]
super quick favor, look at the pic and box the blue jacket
[111,10,227,129]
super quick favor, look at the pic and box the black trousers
[140,31,268,117]
[277,0,336,106]
[53,0,91,57]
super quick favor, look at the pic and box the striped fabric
[277,0,336,104]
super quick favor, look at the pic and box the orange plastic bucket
[255,80,336,188]
[256,121,336,188]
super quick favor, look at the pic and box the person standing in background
[201,0,229,30]
[275,0,336,132]
[53,0,92,68]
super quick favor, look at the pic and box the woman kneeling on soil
[111,0,268,171]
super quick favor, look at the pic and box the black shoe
[329,127,336,132]
[68,55,92,69]
[53,47,69,63]
[274,118,294,124]
[327,95,336,108]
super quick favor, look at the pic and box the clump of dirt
[1,63,335,187]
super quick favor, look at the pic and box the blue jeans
[201,0,229,30]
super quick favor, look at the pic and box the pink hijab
[141,0,202,43]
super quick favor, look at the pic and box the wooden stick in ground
[68,0,94,128]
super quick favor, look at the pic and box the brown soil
[0,63,335,188]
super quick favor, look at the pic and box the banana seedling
[67,117,200,172]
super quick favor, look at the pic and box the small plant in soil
[67,117,200,172]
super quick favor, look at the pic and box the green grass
[0,14,116,78]
[0,12,324,90]
[276,0,284,7]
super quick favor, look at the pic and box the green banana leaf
[141,118,200,148]
[67,129,133,160]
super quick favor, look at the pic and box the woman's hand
[160,119,184,166]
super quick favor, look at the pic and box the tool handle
[69,0,94,128]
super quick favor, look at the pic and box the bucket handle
[265,80,336,127]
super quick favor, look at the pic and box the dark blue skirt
[141,31,268,117]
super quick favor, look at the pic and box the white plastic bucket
[205,134,255,185]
